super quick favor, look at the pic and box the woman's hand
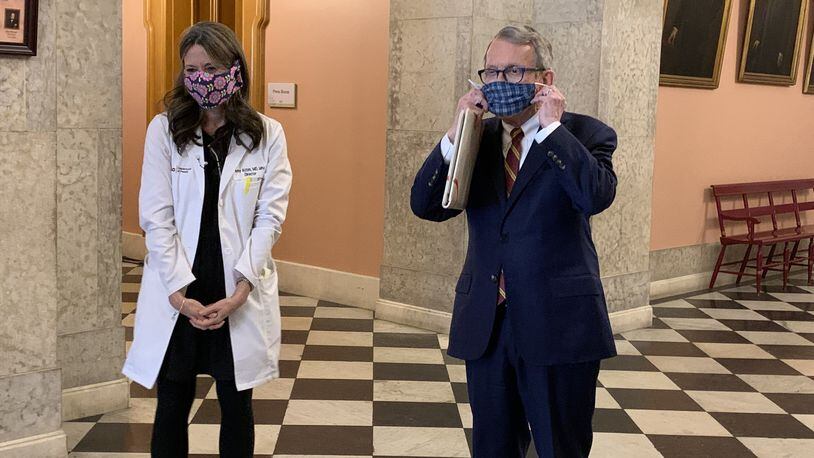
[195,281,252,330]
[169,292,209,328]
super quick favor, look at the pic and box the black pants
[151,376,254,457]
[465,306,600,457]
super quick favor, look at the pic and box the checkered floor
[64,262,814,457]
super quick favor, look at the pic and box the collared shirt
[440,116,562,169]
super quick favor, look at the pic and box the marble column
[55,0,128,421]
[379,0,661,333]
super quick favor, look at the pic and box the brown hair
[163,21,263,153]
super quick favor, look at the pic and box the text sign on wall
[268,82,297,108]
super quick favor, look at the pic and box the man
[410,25,617,457]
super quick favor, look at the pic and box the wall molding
[0,430,67,456]
[276,260,380,311]
[62,378,130,422]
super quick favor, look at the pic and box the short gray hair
[486,25,554,70]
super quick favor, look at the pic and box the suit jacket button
[490,274,498,283]
[560,164,566,170]
[547,151,555,158]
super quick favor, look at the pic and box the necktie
[498,127,524,305]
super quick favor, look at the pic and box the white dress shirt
[440,116,562,169]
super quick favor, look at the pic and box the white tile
[739,438,814,457]
[738,374,814,394]
[778,320,814,333]
[700,308,768,321]
[63,422,95,452]
[769,293,814,303]
[793,414,814,433]
[589,433,661,458]
[252,378,295,400]
[121,283,141,293]
[685,391,785,414]
[70,454,150,458]
[314,307,374,319]
[626,410,730,436]
[281,317,312,331]
[374,347,445,364]
[645,356,730,374]
[280,344,304,360]
[127,267,143,275]
[737,300,802,311]
[373,380,456,403]
[783,359,814,376]
[297,361,373,380]
[280,296,319,307]
[306,331,373,347]
[121,302,136,314]
[688,292,732,301]
[595,387,621,409]
[374,320,434,333]
[373,426,470,457]
[598,371,680,390]
[694,343,774,359]
[98,398,156,423]
[457,403,472,429]
[621,328,687,342]
[614,340,642,356]
[283,400,372,426]
[437,334,450,350]
[121,314,135,327]
[188,424,279,454]
[660,318,731,331]
[737,331,814,346]
[447,365,467,383]
[651,299,694,308]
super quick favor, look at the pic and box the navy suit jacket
[410,112,618,365]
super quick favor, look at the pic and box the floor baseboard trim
[62,378,130,422]
[276,260,380,311]
[650,272,720,301]
[609,305,653,334]
[0,430,67,456]
[122,231,146,261]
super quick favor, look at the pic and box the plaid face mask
[481,81,537,117]
[184,61,244,110]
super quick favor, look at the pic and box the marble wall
[0,0,123,452]
[382,1,663,320]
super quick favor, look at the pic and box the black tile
[760,285,812,294]
[290,379,373,401]
[665,373,756,392]
[373,401,463,427]
[122,292,139,302]
[465,428,473,456]
[721,291,780,301]
[122,274,142,284]
[130,382,156,398]
[756,310,814,321]
[452,382,469,403]
[591,408,641,434]
[310,317,374,332]
[279,360,300,379]
[605,388,703,411]
[788,302,814,312]
[278,291,298,296]
[650,318,671,329]
[190,399,221,424]
[301,345,373,362]
[710,412,814,438]
[685,299,745,310]
[765,393,814,414]
[600,355,659,372]
[273,425,373,455]
[125,326,133,341]
[72,423,153,453]
[648,435,756,458]
[374,333,440,349]
[195,377,216,399]
[373,363,450,382]
[281,330,309,345]
[759,345,814,359]
[675,329,749,344]
[280,306,317,317]
[192,398,287,425]
[716,358,801,375]
[719,319,789,332]
[629,341,707,357]
[653,307,711,319]
[316,299,351,308]
[444,353,466,365]
[122,266,133,275]
[803,333,814,344]
[68,414,103,423]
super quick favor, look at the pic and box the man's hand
[446,88,489,142]
[532,84,566,129]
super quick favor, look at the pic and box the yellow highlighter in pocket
[243,176,252,194]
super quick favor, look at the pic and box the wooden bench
[710,179,814,292]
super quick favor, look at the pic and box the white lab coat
[122,112,292,391]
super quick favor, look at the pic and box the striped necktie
[498,127,524,305]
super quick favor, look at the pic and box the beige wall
[651,1,814,251]
[121,0,388,277]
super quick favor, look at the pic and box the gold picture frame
[739,0,808,86]
[805,29,814,94]
[0,0,38,56]
[659,0,733,89]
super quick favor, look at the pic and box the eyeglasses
[478,66,545,84]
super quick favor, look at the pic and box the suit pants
[465,305,600,458]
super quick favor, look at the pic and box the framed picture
[739,0,808,86]
[805,30,814,94]
[659,0,732,89]
[0,0,37,56]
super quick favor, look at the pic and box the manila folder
[442,109,483,210]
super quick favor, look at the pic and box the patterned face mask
[481,81,537,117]
[184,60,244,110]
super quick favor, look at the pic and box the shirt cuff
[440,134,455,165]
[534,121,562,144]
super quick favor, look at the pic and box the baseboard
[650,272,721,300]
[0,430,67,457]
[375,298,652,335]
[62,378,130,422]
[122,231,146,261]
[276,260,380,311]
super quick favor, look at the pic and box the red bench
[710,179,814,292]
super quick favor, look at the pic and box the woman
[122,22,292,456]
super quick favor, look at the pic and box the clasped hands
[169,282,251,330]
